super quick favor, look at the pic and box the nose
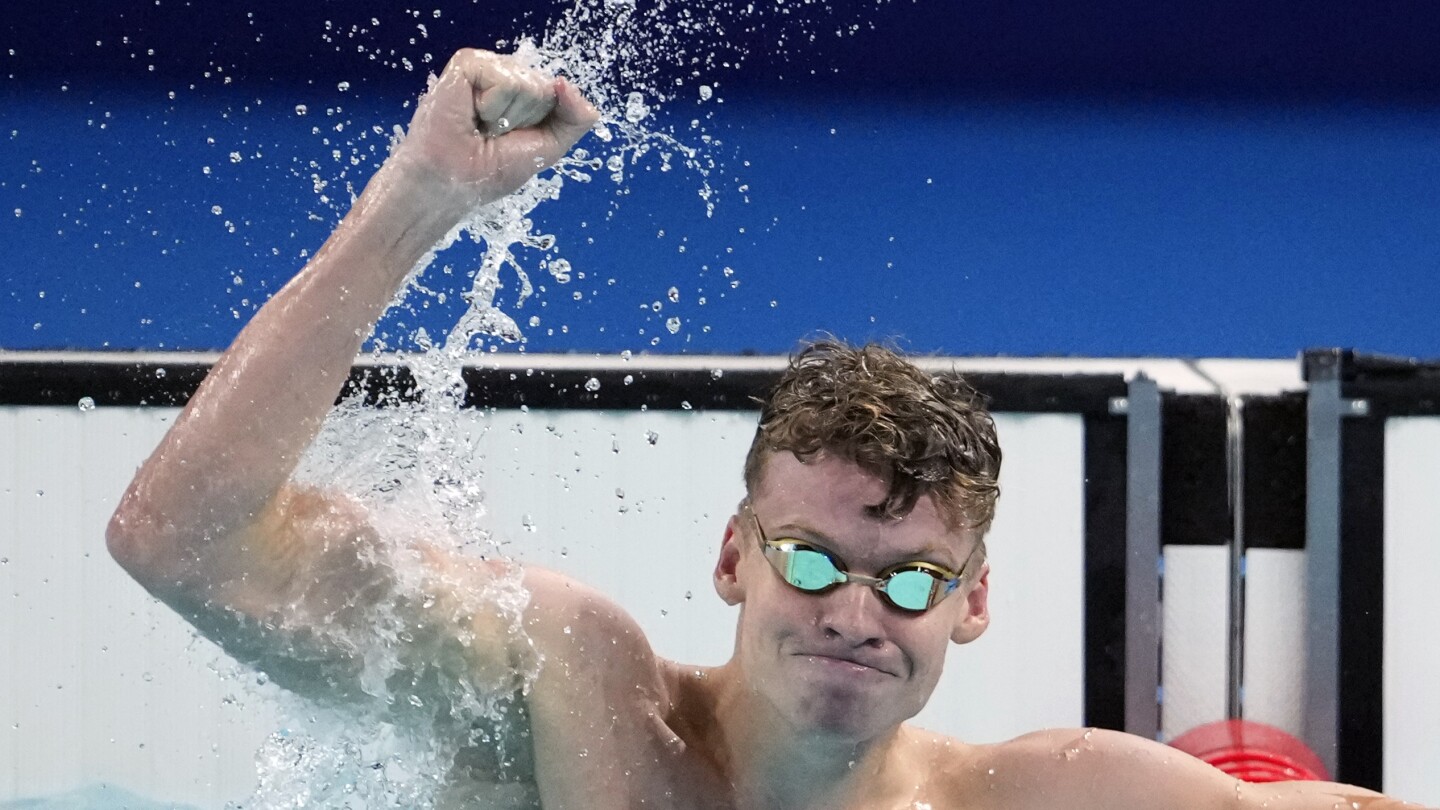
[817,581,887,647]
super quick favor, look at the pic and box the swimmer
[107,49,1431,809]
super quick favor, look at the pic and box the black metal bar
[1336,407,1386,789]
[0,355,1128,415]
[1084,411,1130,731]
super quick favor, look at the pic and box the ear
[713,514,746,606]
[950,563,990,644]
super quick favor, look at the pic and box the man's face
[717,451,990,742]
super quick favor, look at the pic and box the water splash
[244,0,898,804]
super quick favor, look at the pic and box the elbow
[106,494,179,588]
[106,502,152,578]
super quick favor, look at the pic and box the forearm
[108,47,597,597]
[109,165,470,572]
[1242,779,1430,809]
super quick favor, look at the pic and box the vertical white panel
[0,406,279,807]
[1161,545,1230,741]
[1242,548,1306,738]
[912,413,1087,742]
[1384,417,1440,805]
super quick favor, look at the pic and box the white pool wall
[0,397,1087,805]
[4,354,1437,806]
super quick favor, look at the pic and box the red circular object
[1170,720,1330,783]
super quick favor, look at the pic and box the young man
[108,49,1425,809]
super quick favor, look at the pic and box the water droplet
[337,81,350,92]
[408,695,423,707]
[623,374,634,385]
[667,286,680,303]
[698,85,713,101]
[710,368,723,379]
[77,396,95,412]
[522,514,537,532]
[615,488,625,499]
[623,92,650,123]
[141,672,153,682]
[496,116,510,131]
[684,591,693,600]
[644,430,659,445]
[665,317,681,334]
[584,377,601,392]
[549,258,572,283]
[294,104,308,115]
[210,205,223,215]
[154,368,167,378]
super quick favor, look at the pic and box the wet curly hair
[743,339,1001,531]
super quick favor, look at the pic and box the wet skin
[105,47,1429,810]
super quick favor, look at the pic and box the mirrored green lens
[784,548,842,591]
[884,570,938,611]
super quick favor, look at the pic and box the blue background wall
[3,0,1439,357]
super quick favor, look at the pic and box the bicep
[163,485,528,706]
[202,485,387,617]
[155,485,400,702]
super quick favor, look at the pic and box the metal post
[1225,396,1247,720]
[1305,360,1344,778]
[1124,374,1163,739]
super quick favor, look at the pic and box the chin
[781,688,902,742]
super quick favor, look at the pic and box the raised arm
[106,49,598,696]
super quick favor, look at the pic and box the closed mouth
[797,653,897,678]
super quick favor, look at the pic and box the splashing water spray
[237,0,894,805]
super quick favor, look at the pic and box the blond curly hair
[743,340,1001,531]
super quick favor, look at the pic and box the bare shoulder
[519,566,673,710]
[502,569,692,808]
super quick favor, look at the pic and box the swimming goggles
[747,505,983,614]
